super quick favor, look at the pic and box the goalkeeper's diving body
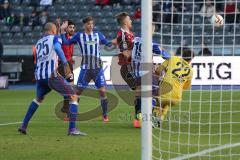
[153,48,194,127]
[18,22,87,136]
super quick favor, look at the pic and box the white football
[211,14,224,27]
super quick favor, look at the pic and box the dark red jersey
[61,34,74,63]
[116,28,134,65]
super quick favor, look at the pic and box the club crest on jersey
[86,40,96,45]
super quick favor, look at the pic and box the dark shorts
[58,61,74,83]
[120,64,139,90]
[36,76,76,99]
[77,67,107,89]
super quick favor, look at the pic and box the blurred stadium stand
[0,0,239,56]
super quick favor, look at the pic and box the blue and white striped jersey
[62,31,111,69]
[131,37,171,77]
[35,35,62,80]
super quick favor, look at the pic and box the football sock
[22,99,40,129]
[100,98,108,116]
[69,102,78,131]
[135,97,141,119]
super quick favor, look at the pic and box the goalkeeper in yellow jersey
[152,48,194,127]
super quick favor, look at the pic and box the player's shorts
[36,76,76,100]
[58,61,74,83]
[120,64,138,90]
[77,67,106,89]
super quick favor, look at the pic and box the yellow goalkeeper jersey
[155,56,193,102]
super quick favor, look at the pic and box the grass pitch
[0,89,239,160]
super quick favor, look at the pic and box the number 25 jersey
[35,35,61,80]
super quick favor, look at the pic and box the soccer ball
[211,14,224,27]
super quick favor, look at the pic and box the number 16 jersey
[35,35,62,80]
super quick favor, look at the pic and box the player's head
[44,22,57,35]
[66,19,75,36]
[82,16,94,33]
[181,48,195,62]
[115,12,132,29]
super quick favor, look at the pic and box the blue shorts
[36,76,76,99]
[77,68,106,89]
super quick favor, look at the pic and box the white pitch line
[0,121,22,126]
[170,143,240,160]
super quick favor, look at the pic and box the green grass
[0,89,240,160]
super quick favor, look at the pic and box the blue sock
[101,98,108,116]
[22,100,39,128]
[69,103,78,131]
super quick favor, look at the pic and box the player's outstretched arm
[61,32,79,45]
[98,32,113,47]
[153,43,171,60]
[155,60,169,76]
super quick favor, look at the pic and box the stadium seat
[23,6,34,14]
[183,15,192,24]
[172,36,181,45]
[204,25,213,35]
[183,25,192,35]
[58,6,67,12]
[194,26,203,35]
[25,32,33,38]
[36,6,45,12]
[4,38,13,45]
[55,0,65,5]
[21,0,31,6]
[67,0,75,4]
[13,6,23,14]
[124,5,134,12]
[75,0,86,4]
[0,26,10,33]
[224,37,234,45]
[2,33,13,39]
[234,47,240,55]
[193,37,202,45]
[235,26,240,34]
[184,36,193,44]
[172,25,182,35]
[162,25,171,34]
[162,36,171,45]
[11,26,22,33]
[92,5,101,12]
[113,5,123,12]
[0,20,5,26]
[194,15,203,24]
[204,36,213,44]
[235,36,240,44]
[13,32,23,38]
[22,26,32,33]
[33,26,43,32]
[11,0,20,5]
[49,12,58,21]
[48,6,55,12]
[102,5,112,12]
[212,48,223,55]
[214,27,223,35]
[214,36,223,44]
